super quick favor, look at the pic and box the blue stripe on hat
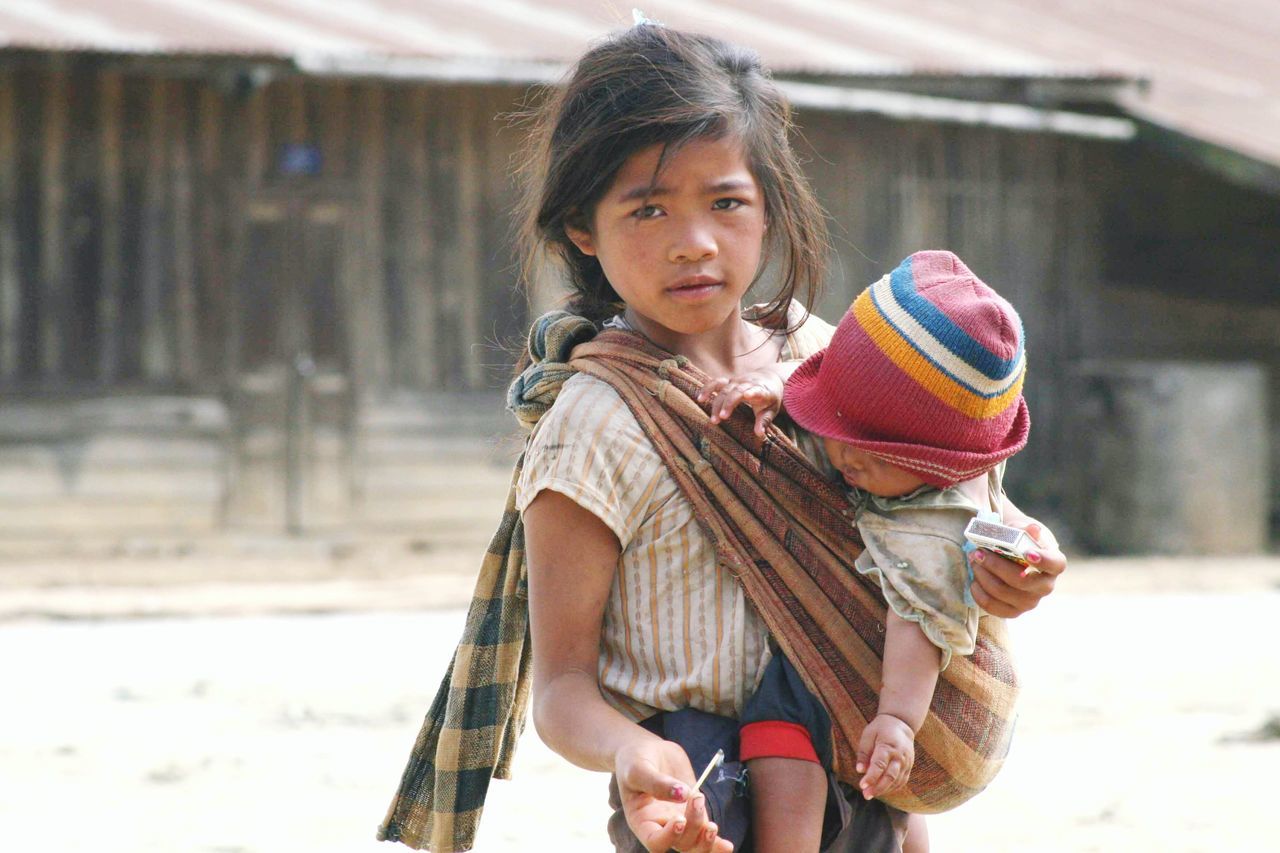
[887,257,1023,381]
[866,281,1023,402]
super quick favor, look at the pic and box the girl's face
[823,438,929,498]
[566,137,766,345]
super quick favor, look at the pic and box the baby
[705,250,1037,851]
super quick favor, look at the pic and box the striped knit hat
[784,251,1029,489]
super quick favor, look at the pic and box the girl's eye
[632,205,663,220]
[713,198,744,211]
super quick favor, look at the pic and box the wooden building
[1,2,1277,551]
[0,52,531,543]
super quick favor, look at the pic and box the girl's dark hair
[515,23,829,329]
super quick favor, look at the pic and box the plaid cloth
[376,311,593,851]
[378,311,1019,850]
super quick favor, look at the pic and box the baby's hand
[855,713,915,800]
[697,370,784,437]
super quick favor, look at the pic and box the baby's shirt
[849,462,1005,670]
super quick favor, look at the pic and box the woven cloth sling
[378,311,1019,851]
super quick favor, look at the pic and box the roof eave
[1127,114,1280,197]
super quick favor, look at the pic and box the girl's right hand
[615,739,733,852]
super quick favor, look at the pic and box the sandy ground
[2,543,1279,852]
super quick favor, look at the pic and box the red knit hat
[784,251,1029,489]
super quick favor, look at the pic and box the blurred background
[0,2,1276,851]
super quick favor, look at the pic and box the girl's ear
[565,224,597,256]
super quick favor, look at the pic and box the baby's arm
[698,362,799,436]
[856,612,941,800]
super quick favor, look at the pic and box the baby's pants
[605,706,905,852]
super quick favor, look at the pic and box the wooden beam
[246,85,268,190]
[323,81,349,180]
[140,76,172,380]
[1134,117,1280,197]
[39,65,69,379]
[171,81,199,383]
[403,86,435,388]
[354,82,390,392]
[98,70,124,383]
[0,68,19,383]
[456,87,483,389]
[197,85,225,381]
[286,78,306,146]
[479,88,522,370]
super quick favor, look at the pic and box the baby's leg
[902,813,929,852]
[748,755,827,853]
[741,651,836,850]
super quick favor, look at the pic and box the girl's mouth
[667,276,724,302]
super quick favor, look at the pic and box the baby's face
[822,438,929,497]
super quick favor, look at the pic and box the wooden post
[0,67,20,383]
[197,84,225,380]
[171,81,199,383]
[355,83,389,392]
[456,88,483,389]
[40,65,69,380]
[323,81,349,180]
[286,78,306,146]
[246,84,268,190]
[403,85,435,388]
[140,76,171,380]
[98,70,124,383]
[478,87,523,370]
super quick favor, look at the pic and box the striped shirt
[516,308,836,721]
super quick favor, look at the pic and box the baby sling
[378,311,1019,851]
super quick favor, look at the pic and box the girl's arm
[523,490,731,853]
[855,612,940,800]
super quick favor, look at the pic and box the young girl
[379,21,1066,853]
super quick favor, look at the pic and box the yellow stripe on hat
[853,288,1025,420]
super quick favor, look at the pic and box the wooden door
[227,192,355,533]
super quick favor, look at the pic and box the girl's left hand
[969,520,1065,618]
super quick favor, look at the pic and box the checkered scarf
[378,311,1018,851]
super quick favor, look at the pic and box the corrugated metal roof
[2,0,1277,176]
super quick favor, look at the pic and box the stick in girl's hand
[692,749,725,795]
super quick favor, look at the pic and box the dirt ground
[2,540,1278,852]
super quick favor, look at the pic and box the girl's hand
[698,370,785,437]
[969,520,1065,618]
[855,713,915,800]
[615,739,733,852]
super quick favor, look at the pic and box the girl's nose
[669,225,717,263]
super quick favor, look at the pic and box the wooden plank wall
[798,112,1110,514]
[0,50,1274,540]
[1079,146,1280,522]
[0,53,527,399]
[0,54,530,540]
[799,110,1279,530]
